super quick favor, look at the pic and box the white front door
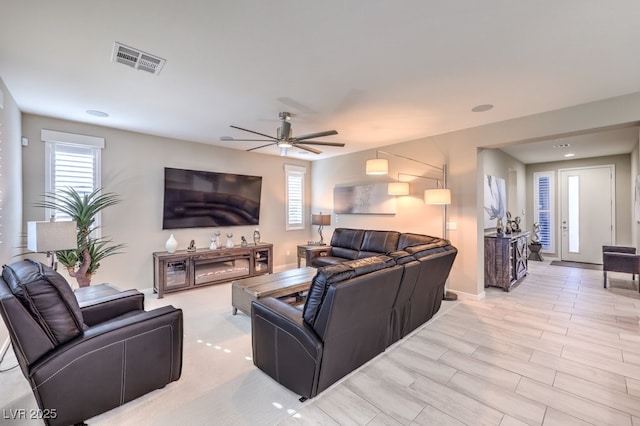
[559,165,614,264]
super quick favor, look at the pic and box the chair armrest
[251,297,322,398]
[76,284,145,326]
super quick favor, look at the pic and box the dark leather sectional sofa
[251,228,457,399]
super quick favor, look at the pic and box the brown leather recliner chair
[0,259,183,426]
[602,245,640,290]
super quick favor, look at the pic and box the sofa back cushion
[358,231,400,258]
[330,228,365,260]
[398,233,440,250]
[2,260,85,346]
[303,255,396,327]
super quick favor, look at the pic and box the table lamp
[311,213,331,245]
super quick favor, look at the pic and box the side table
[297,244,330,267]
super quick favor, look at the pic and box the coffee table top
[232,267,316,298]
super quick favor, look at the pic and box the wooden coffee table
[231,267,317,315]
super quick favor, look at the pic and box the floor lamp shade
[365,158,388,175]
[424,188,451,205]
[27,221,77,252]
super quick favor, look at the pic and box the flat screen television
[162,167,262,229]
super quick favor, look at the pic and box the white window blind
[533,171,554,252]
[285,165,306,230]
[42,130,104,224]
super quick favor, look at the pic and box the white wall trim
[41,129,105,149]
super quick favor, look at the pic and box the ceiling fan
[226,112,345,155]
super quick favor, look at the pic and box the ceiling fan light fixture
[277,140,293,148]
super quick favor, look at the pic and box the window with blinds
[285,165,306,230]
[42,129,104,226]
[533,171,554,251]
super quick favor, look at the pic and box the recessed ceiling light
[472,104,493,112]
[86,110,109,117]
[553,143,571,149]
[564,153,575,158]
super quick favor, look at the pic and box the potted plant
[36,187,125,287]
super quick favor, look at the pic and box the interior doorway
[559,165,615,264]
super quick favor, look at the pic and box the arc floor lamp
[365,150,456,301]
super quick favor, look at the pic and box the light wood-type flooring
[281,260,640,425]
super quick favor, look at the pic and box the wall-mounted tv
[162,167,262,229]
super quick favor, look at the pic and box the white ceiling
[1,1,639,161]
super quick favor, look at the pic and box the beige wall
[312,92,640,299]
[21,114,313,290]
[526,154,632,256]
[13,85,640,297]
[0,78,23,265]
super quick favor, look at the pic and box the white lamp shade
[27,221,77,252]
[388,182,410,196]
[424,188,451,205]
[365,158,388,175]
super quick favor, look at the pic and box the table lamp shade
[27,221,77,252]
[311,214,331,226]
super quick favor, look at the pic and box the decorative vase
[253,228,261,245]
[166,234,178,253]
[225,233,234,249]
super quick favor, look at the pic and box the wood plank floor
[280,261,640,425]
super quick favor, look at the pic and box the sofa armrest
[251,297,323,398]
[76,284,145,326]
[29,306,183,425]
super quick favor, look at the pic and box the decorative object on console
[505,211,513,234]
[241,236,248,247]
[311,213,331,245]
[166,234,178,253]
[34,187,125,287]
[496,217,504,234]
[27,219,78,270]
[225,233,234,248]
[253,228,261,245]
[209,237,217,250]
[187,240,196,252]
[213,231,221,249]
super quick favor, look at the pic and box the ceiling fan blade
[295,144,322,154]
[221,137,275,142]
[295,141,345,147]
[230,125,277,141]
[246,142,276,152]
[294,130,338,141]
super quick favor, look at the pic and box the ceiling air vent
[111,42,166,75]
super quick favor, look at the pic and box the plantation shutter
[285,165,306,230]
[42,129,104,224]
[533,171,554,251]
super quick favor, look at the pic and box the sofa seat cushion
[303,256,395,327]
[2,259,85,345]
